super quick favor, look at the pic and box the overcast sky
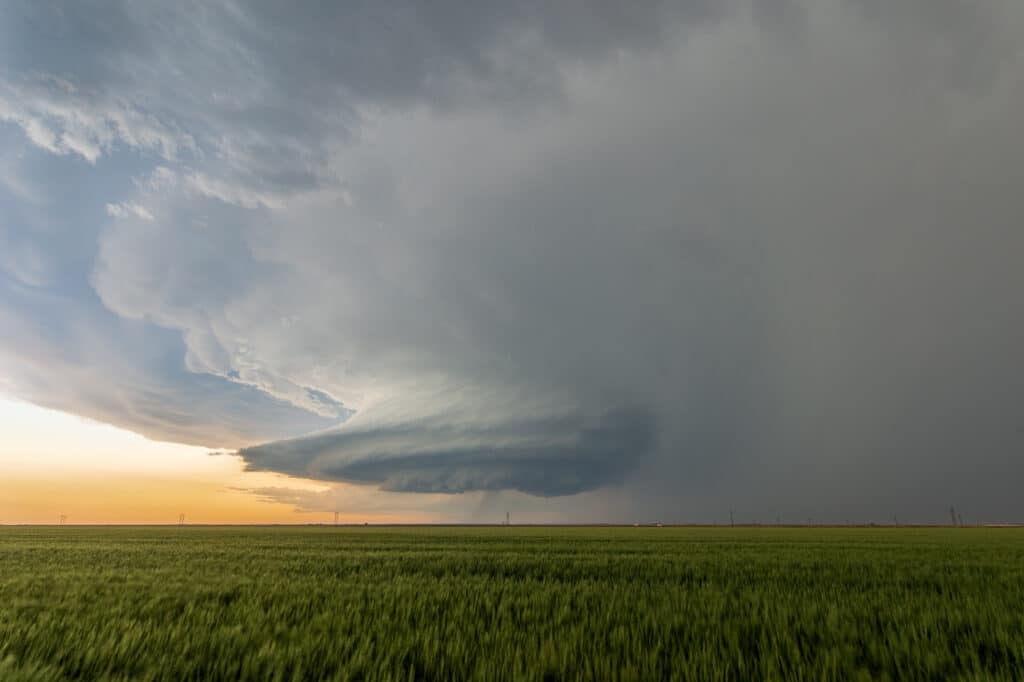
[1,1,1022,524]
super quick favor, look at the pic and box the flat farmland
[1,526,1022,681]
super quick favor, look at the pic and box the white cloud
[134,166,178,192]
[105,201,154,221]
[0,76,195,164]
[183,172,283,210]
[20,118,62,156]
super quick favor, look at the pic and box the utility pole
[506,511,510,526]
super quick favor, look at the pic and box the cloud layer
[241,405,652,496]
[1,1,1023,521]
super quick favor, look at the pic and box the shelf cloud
[241,405,653,496]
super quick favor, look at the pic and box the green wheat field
[1,526,1022,681]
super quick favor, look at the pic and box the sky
[1,1,1023,525]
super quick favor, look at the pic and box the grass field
[0,526,1022,681]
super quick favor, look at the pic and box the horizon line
[3,523,1022,529]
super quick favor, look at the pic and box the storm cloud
[1,1,1023,521]
[241,406,652,496]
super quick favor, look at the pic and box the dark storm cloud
[240,408,652,496]
[1,1,1023,520]
[0,0,734,202]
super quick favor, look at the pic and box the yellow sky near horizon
[0,395,421,525]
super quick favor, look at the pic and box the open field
[1,526,1022,681]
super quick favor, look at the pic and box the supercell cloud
[241,402,653,496]
[1,1,1023,521]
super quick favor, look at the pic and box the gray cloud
[1,1,1023,520]
[241,407,652,496]
[0,288,339,448]
[0,1,735,206]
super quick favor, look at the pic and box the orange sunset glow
[0,397,424,525]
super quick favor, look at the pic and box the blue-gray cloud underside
[0,278,342,447]
[240,409,652,496]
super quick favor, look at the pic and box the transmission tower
[334,511,339,526]
[178,513,185,526]
[58,514,67,526]
[950,506,958,527]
